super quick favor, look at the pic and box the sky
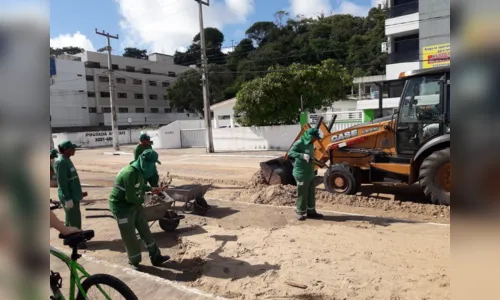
[49,0,384,56]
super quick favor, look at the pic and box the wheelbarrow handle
[85,208,112,212]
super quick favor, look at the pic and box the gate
[180,128,206,148]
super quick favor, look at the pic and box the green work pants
[147,172,159,188]
[63,201,82,229]
[294,175,316,214]
[114,206,162,265]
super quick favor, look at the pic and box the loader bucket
[260,156,296,186]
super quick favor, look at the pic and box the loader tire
[324,164,360,195]
[418,147,450,206]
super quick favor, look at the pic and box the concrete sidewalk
[50,250,226,300]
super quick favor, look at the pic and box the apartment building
[50,51,201,131]
[351,0,450,119]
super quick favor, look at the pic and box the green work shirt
[109,165,152,215]
[133,143,152,161]
[287,136,315,180]
[54,156,83,203]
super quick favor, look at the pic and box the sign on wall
[422,43,450,69]
[50,57,56,76]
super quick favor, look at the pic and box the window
[135,107,145,113]
[399,75,442,123]
[167,71,176,77]
[149,94,158,100]
[126,66,135,72]
[364,85,371,94]
[151,108,159,113]
[116,78,126,84]
[100,92,110,98]
[112,64,118,70]
[164,108,172,113]
[163,95,168,100]
[85,75,94,81]
[87,92,95,97]
[118,93,127,99]
[162,81,170,87]
[142,68,151,74]
[88,107,97,113]
[133,79,142,85]
[84,61,100,68]
[102,107,111,113]
[118,107,129,113]
[134,93,144,99]
[218,115,231,120]
[149,80,157,86]
[99,76,109,83]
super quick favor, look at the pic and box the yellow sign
[422,43,450,69]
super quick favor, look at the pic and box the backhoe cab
[260,66,450,205]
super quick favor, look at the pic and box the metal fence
[180,128,206,148]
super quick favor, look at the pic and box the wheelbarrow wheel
[159,211,180,232]
[193,197,210,216]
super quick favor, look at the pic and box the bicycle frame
[50,246,109,300]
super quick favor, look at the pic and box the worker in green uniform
[109,149,170,270]
[133,133,160,187]
[54,141,88,247]
[287,128,323,221]
[50,149,58,187]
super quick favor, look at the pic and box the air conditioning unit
[381,42,388,53]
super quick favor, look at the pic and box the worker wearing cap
[50,149,59,187]
[134,133,160,187]
[54,141,88,244]
[287,128,323,221]
[109,149,170,270]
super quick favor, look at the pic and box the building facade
[50,51,201,131]
[352,0,450,118]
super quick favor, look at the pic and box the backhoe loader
[260,66,451,205]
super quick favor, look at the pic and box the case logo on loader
[330,129,358,142]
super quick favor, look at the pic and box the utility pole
[95,28,120,151]
[195,0,214,153]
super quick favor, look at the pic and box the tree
[50,46,84,56]
[123,47,148,60]
[245,21,277,46]
[174,28,227,66]
[166,65,233,113]
[234,59,352,126]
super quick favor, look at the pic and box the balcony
[386,1,418,19]
[388,51,419,64]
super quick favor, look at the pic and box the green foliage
[234,59,352,126]
[50,46,84,56]
[169,7,387,124]
[123,47,148,59]
[166,64,233,114]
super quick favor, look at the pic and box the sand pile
[232,171,450,219]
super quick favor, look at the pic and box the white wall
[386,61,420,80]
[212,125,301,151]
[50,59,90,127]
[385,13,419,36]
[151,122,181,149]
[52,129,143,148]
[103,112,201,126]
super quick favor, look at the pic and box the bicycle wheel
[75,274,138,300]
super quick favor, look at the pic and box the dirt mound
[233,171,450,220]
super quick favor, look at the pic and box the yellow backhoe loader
[260,66,451,205]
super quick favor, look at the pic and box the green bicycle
[50,201,138,300]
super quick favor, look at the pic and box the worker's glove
[302,153,311,162]
[65,200,74,209]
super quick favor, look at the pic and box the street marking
[51,246,227,300]
[199,154,280,158]
[206,198,450,227]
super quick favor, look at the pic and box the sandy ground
[49,147,450,299]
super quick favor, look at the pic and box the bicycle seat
[58,230,95,248]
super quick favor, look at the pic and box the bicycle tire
[75,273,138,300]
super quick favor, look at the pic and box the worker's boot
[296,213,306,221]
[307,210,324,219]
[152,255,171,267]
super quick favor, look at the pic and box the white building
[50,51,201,131]
[210,98,238,128]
